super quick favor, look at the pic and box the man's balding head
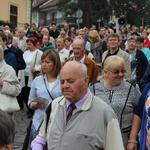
[72,38,85,61]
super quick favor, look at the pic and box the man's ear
[84,75,89,85]
[118,41,121,46]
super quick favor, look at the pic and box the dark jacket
[126,49,148,86]
[140,64,150,91]
[49,29,60,39]
[4,49,17,71]
[8,45,26,74]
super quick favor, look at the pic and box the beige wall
[0,0,31,27]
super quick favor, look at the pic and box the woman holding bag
[0,45,21,116]
[18,37,43,118]
[23,49,62,150]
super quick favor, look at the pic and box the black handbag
[33,71,41,79]
[22,120,32,150]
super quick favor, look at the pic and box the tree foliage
[57,0,150,27]
[107,0,150,26]
[57,0,109,28]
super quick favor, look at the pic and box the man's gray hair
[64,61,87,77]
[0,109,15,147]
[7,33,13,40]
[79,28,86,33]
[0,45,4,54]
[18,27,25,33]
[127,36,137,41]
[73,37,85,46]
[13,36,19,44]
[107,33,120,41]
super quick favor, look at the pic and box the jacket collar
[58,91,94,111]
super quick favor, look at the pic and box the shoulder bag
[33,51,41,79]
[0,92,20,113]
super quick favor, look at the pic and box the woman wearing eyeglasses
[90,55,141,149]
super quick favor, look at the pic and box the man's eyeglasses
[108,69,126,74]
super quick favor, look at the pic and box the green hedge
[0,20,14,28]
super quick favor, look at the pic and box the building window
[10,5,18,28]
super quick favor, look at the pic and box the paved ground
[13,109,31,150]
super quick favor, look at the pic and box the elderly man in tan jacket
[31,61,124,150]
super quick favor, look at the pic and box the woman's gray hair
[0,45,4,54]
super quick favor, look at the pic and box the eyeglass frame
[108,69,126,74]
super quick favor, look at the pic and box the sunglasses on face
[108,69,126,74]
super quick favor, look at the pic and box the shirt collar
[19,36,25,40]
[73,54,85,63]
[108,49,119,55]
[66,89,90,110]
[56,48,67,53]
[7,44,12,48]
[0,59,4,67]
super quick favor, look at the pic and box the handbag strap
[33,51,38,67]
[120,84,132,130]
[43,75,54,100]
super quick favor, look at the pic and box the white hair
[42,27,49,34]
[18,27,25,33]
[13,37,19,44]
[64,61,87,77]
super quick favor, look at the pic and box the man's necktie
[66,103,76,124]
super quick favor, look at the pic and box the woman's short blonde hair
[98,55,125,80]
[89,30,100,43]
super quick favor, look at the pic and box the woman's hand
[127,142,138,150]
[0,79,4,87]
[31,101,44,109]
[31,67,36,73]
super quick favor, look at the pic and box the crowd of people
[1,22,150,150]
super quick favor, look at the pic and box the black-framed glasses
[108,69,126,74]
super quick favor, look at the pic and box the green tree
[57,0,109,28]
[109,0,150,26]
[57,0,150,27]
[143,0,150,26]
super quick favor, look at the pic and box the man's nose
[62,81,69,88]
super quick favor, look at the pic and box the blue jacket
[135,83,150,150]
[28,74,62,130]
[140,64,150,92]
[4,49,17,71]
[8,45,26,74]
